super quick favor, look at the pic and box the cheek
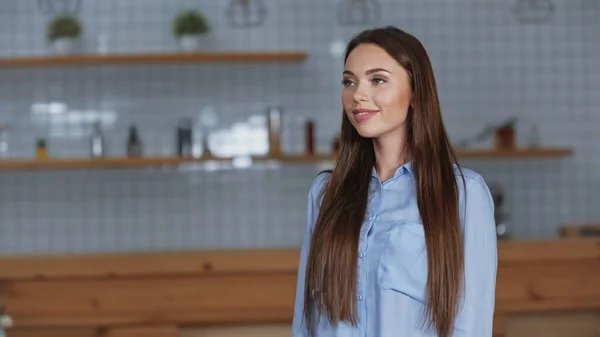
[341,90,354,109]
[373,87,411,114]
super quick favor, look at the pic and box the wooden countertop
[0,239,597,280]
[0,238,598,336]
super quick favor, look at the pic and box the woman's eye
[341,79,354,87]
[372,78,386,85]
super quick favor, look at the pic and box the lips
[352,108,378,123]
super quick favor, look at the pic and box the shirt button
[358,252,364,258]
[368,216,373,221]
[357,295,363,301]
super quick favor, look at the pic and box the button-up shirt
[292,162,497,337]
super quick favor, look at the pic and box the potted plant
[173,10,210,52]
[47,15,82,54]
[36,138,48,159]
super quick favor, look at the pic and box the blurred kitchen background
[0,0,596,255]
[0,0,598,337]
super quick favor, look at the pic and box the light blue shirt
[292,162,498,337]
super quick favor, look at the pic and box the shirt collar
[371,161,414,180]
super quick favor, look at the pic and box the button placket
[356,230,367,312]
[356,234,365,303]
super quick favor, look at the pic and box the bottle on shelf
[267,106,282,157]
[91,121,105,158]
[197,106,218,158]
[201,130,211,157]
[176,118,193,157]
[304,118,315,156]
[0,123,9,160]
[126,125,142,157]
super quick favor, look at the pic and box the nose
[352,83,369,103]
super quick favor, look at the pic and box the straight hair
[303,26,465,337]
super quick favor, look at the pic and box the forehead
[344,43,402,72]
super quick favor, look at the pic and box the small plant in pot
[47,15,82,55]
[173,10,210,52]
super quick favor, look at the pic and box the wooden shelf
[0,148,572,172]
[0,51,308,68]
[0,154,331,172]
[455,147,573,158]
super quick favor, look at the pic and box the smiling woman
[342,46,413,162]
[292,26,498,337]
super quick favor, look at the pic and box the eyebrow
[343,68,392,76]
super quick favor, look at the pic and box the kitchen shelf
[0,51,308,68]
[0,148,573,172]
[0,154,331,171]
[455,148,573,158]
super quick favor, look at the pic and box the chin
[353,124,385,139]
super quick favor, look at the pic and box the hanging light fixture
[337,0,381,26]
[37,0,81,15]
[513,0,555,23]
[225,0,268,28]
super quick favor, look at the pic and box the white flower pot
[52,37,76,55]
[178,35,201,52]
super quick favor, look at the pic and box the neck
[372,131,408,182]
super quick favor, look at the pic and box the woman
[292,26,497,337]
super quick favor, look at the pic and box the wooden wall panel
[103,325,178,337]
[507,312,600,337]
[181,324,291,337]
[0,239,598,337]
[0,249,300,280]
[0,239,596,281]
[9,327,98,337]
[9,325,179,337]
[1,273,296,327]
[496,259,600,312]
[497,239,600,262]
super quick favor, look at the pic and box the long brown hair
[303,26,465,337]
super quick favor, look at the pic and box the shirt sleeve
[454,175,498,336]
[291,174,327,336]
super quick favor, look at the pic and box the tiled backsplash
[0,0,598,255]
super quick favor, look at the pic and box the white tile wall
[0,0,598,255]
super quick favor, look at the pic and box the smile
[352,109,379,122]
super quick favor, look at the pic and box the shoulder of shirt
[453,165,494,205]
[454,165,490,191]
[308,170,331,201]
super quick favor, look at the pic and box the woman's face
[342,43,412,140]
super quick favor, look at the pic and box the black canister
[177,118,193,157]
